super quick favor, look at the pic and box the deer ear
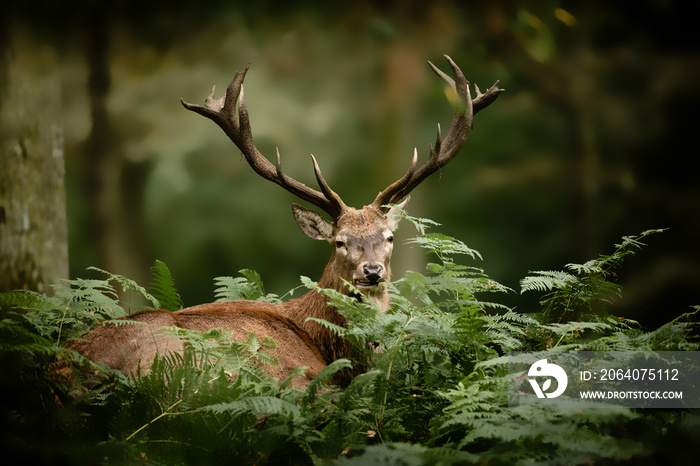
[384,196,410,231]
[292,204,334,241]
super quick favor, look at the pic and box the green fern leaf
[149,260,182,311]
[304,358,353,398]
[520,270,578,293]
[214,269,279,302]
[87,267,159,311]
[305,317,347,336]
[201,395,301,420]
[0,289,58,312]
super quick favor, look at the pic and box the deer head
[292,201,407,310]
[180,55,503,307]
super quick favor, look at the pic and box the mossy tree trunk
[0,28,69,294]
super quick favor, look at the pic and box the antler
[372,55,504,211]
[180,64,348,219]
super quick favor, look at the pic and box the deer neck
[283,261,390,364]
[284,288,345,364]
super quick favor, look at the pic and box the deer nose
[363,263,385,284]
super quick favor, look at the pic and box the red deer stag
[66,56,503,388]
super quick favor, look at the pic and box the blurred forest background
[2,0,698,328]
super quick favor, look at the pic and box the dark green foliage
[0,221,697,465]
[520,228,667,322]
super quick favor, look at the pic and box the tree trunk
[0,28,69,294]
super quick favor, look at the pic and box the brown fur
[174,301,327,385]
[65,310,185,377]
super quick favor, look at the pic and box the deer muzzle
[355,262,385,289]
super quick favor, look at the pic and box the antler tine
[310,154,348,217]
[373,55,504,209]
[181,64,345,219]
[372,148,417,209]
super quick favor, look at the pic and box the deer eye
[335,240,345,249]
[387,235,394,243]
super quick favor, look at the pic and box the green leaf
[149,260,183,311]
[214,269,279,302]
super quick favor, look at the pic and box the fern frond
[0,317,61,356]
[149,260,183,311]
[214,276,248,301]
[565,259,603,275]
[214,269,279,302]
[201,395,301,420]
[406,232,482,261]
[395,211,441,235]
[87,266,160,311]
[279,366,310,390]
[304,359,353,398]
[305,317,347,337]
[520,270,578,293]
[0,289,59,312]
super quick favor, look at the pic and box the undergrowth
[0,217,697,465]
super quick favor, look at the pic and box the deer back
[59,310,185,393]
[174,301,326,386]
